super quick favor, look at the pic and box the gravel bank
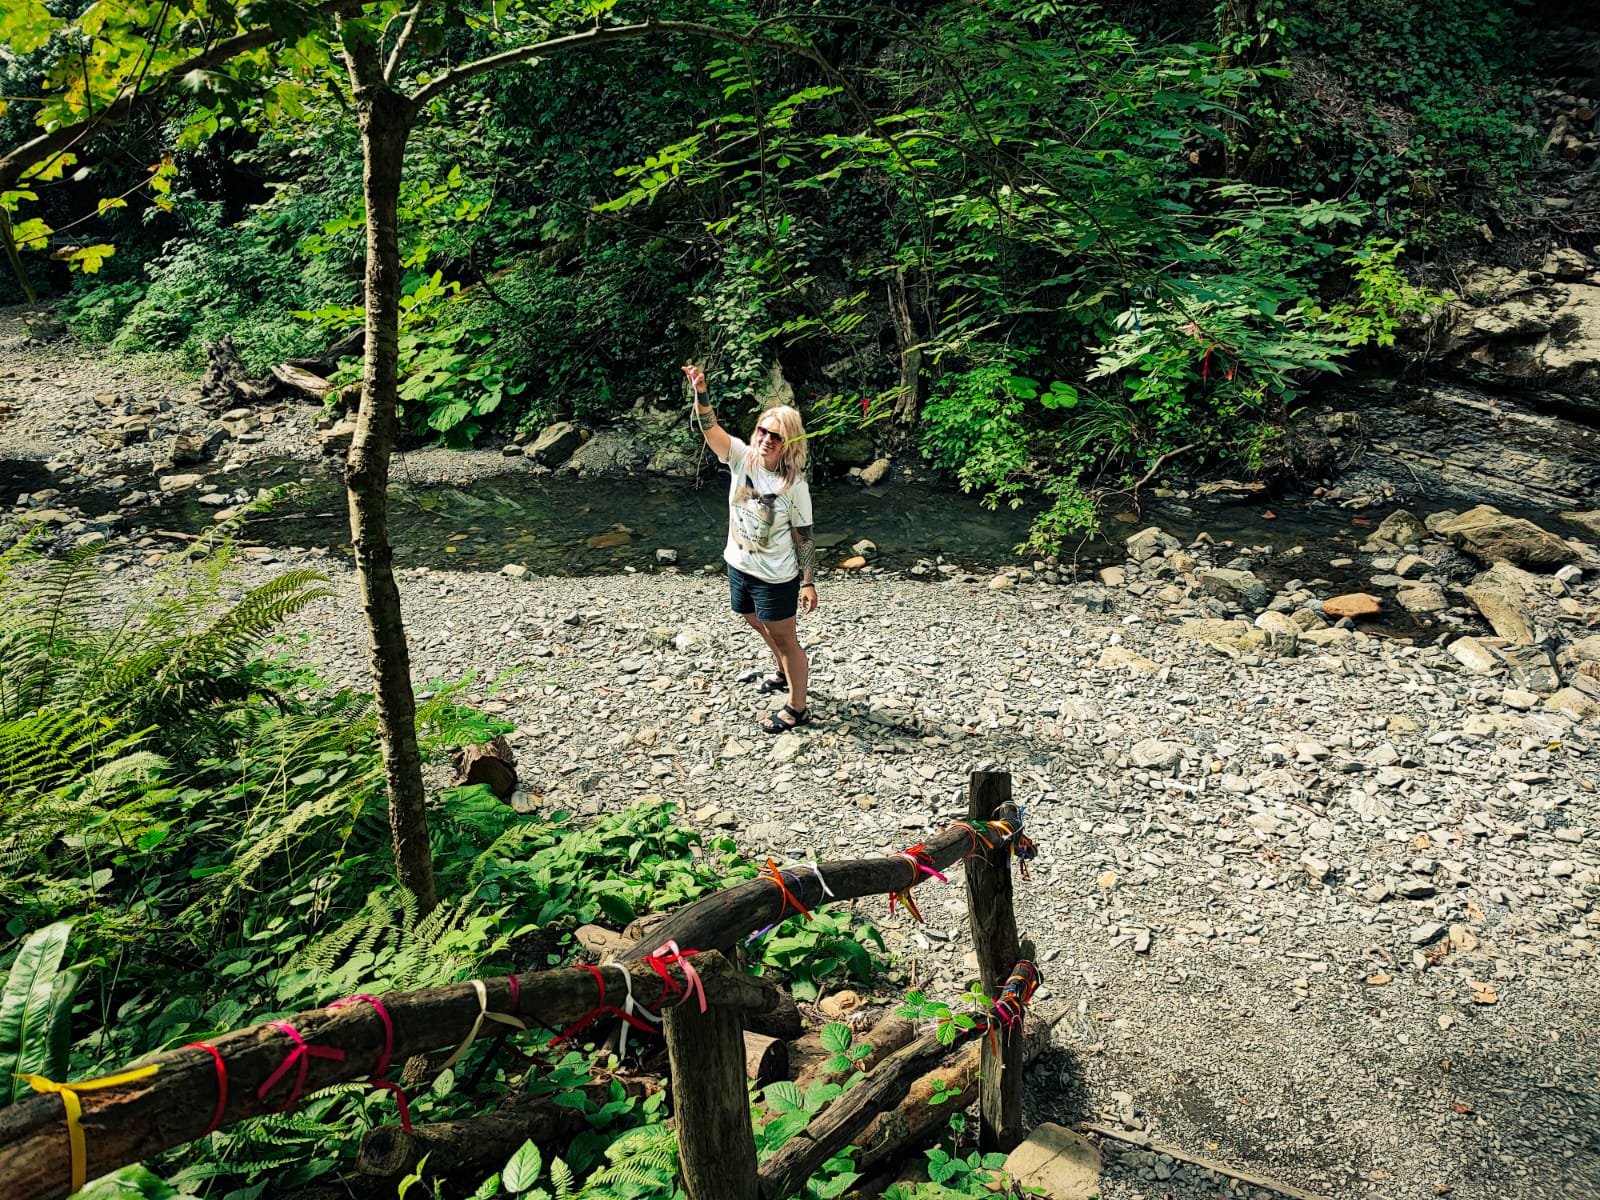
[4,313,1599,1200]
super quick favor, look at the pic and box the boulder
[1373,509,1427,546]
[1395,583,1449,613]
[1432,505,1578,569]
[318,413,358,455]
[1324,592,1382,619]
[826,428,875,468]
[1002,1123,1102,1200]
[165,425,227,466]
[859,458,891,487]
[562,429,647,476]
[1499,643,1561,694]
[1198,567,1269,609]
[1562,509,1600,541]
[1125,526,1179,563]
[527,421,585,467]
[1462,565,1536,643]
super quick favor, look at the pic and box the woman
[682,363,817,734]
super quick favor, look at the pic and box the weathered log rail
[0,774,1042,1200]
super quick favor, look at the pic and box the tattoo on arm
[693,394,717,429]
[793,524,817,587]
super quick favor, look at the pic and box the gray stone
[1395,583,1449,613]
[528,421,585,467]
[1448,636,1501,675]
[1410,922,1447,947]
[1434,505,1578,569]
[1374,510,1427,546]
[1129,739,1184,770]
[500,563,528,579]
[1500,644,1560,694]
[859,458,891,487]
[1198,568,1269,609]
[1125,527,1178,563]
[851,539,878,559]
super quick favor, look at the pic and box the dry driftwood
[270,362,335,402]
[1078,1122,1330,1200]
[450,735,517,799]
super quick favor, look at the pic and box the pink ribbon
[258,1021,345,1113]
[650,942,706,1013]
[328,994,413,1132]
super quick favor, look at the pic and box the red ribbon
[258,1021,345,1113]
[184,1042,228,1135]
[328,994,413,1132]
[550,965,660,1046]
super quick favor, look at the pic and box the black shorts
[728,564,801,623]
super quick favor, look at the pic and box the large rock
[1324,593,1382,619]
[1002,1124,1102,1200]
[527,421,585,467]
[1396,582,1449,613]
[825,428,875,468]
[1198,567,1269,609]
[562,429,648,476]
[1448,635,1501,675]
[1432,505,1578,569]
[1462,562,1537,644]
[1125,526,1179,563]
[1500,644,1561,694]
[165,425,227,466]
[1562,509,1600,541]
[1430,273,1600,420]
[1373,509,1427,546]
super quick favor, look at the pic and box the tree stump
[450,735,517,799]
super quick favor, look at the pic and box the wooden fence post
[965,770,1024,1153]
[664,1002,758,1200]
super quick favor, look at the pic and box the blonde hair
[747,404,808,487]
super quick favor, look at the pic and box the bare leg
[743,612,785,678]
[760,616,808,716]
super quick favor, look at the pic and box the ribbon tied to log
[16,1064,161,1192]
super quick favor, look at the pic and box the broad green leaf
[819,1022,852,1054]
[503,1139,543,1192]
[0,922,74,1106]
[762,1079,804,1114]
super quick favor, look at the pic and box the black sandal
[757,671,788,695]
[761,704,810,735]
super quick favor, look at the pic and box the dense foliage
[0,540,888,1197]
[0,0,1522,541]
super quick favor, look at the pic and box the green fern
[576,1124,679,1199]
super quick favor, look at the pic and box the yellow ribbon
[17,1065,160,1192]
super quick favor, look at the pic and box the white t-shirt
[721,437,814,584]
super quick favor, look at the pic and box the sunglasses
[753,427,785,445]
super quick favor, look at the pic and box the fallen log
[757,1024,979,1200]
[851,1010,1063,1182]
[450,735,517,800]
[270,363,336,402]
[0,953,771,1200]
[356,1079,649,1179]
[745,1031,789,1087]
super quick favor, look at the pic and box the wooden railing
[0,772,1041,1200]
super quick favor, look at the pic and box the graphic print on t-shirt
[730,474,780,552]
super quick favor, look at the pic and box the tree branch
[0,0,366,195]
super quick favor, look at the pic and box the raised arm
[682,364,732,462]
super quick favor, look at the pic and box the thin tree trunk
[343,39,435,911]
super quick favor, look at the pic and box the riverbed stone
[1125,526,1178,563]
[1130,739,1185,770]
[1003,1124,1102,1200]
[1500,643,1561,694]
[528,421,585,467]
[859,458,891,487]
[1374,509,1427,546]
[1448,635,1501,674]
[1464,568,1536,644]
[1396,583,1449,613]
[1324,592,1381,619]
[1434,505,1579,569]
[1562,510,1600,541]
[1198,567,1268,609]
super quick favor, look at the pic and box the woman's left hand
[800,584,818,614]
